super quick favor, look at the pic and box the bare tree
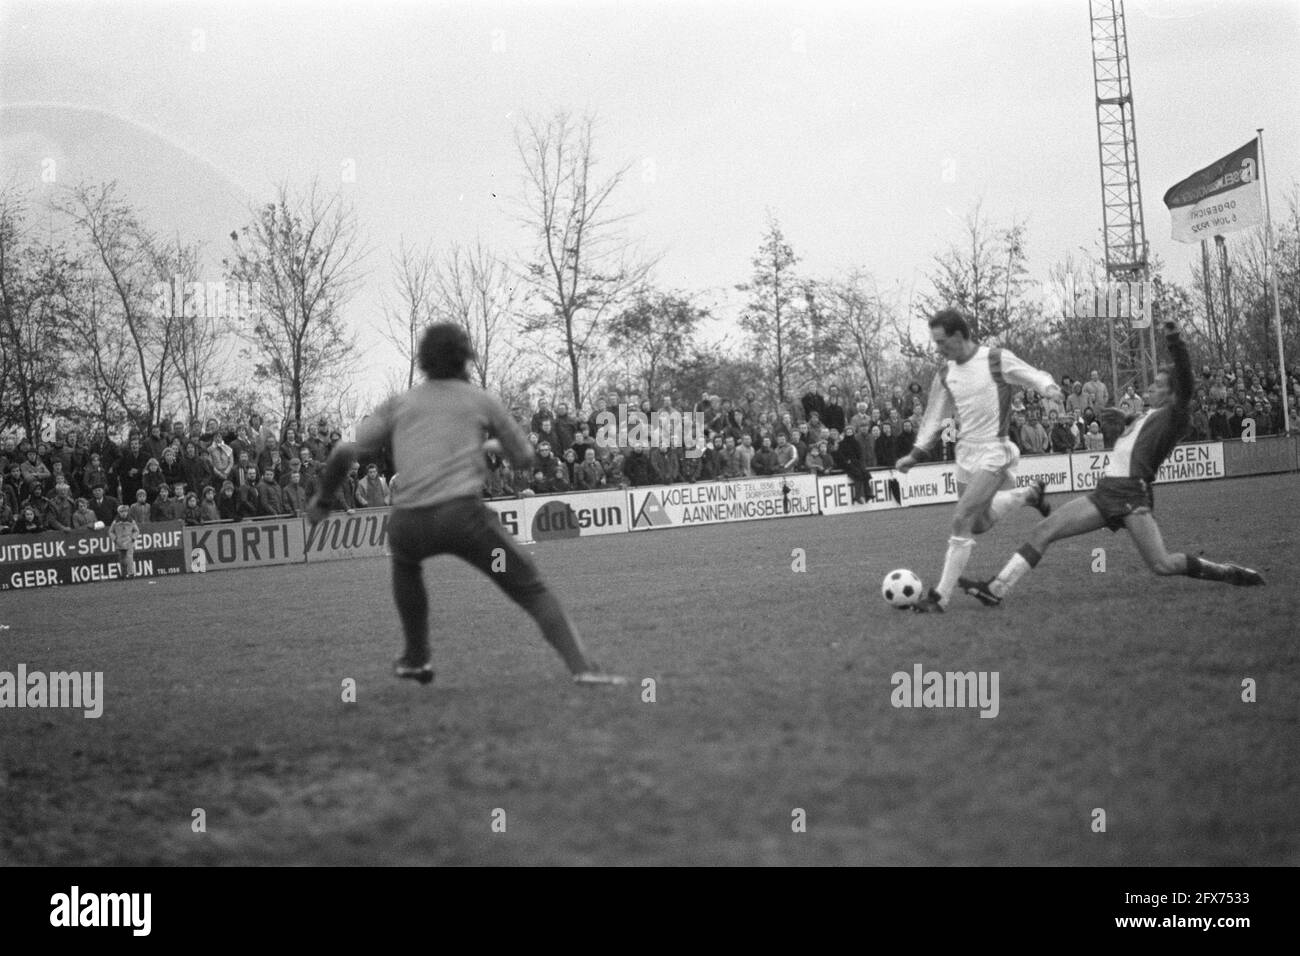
[515,111,653,410]
[606,288,707,400]
[905,201,1034,354]
[737,213,805,402]
[226,180,366,424]
[431,239,521,392]
[57,182,179,426]
[0,187,75,438]
[819,269,894,399]
[380,237,436,391]
[65,265,139,436]
[162,239,234,424]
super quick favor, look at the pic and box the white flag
[1163,138,1263,243]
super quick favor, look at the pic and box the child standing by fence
[109,503,140,580]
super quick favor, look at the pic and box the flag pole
[1257,128,1290,435]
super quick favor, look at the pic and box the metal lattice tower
[1089,0,1157,394]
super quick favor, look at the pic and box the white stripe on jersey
[1106,412,1151,477]
[945,346,1054,444]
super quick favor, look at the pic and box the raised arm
[1165,322,1193,409]
[1000,349,1062,402]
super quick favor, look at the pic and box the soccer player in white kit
[897,309,1059,613]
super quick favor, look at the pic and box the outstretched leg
[979,496,1108,601]
[1124,512,1265,585]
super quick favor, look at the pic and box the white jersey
[915,346,1057,451]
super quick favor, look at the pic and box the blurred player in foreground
[898,309,1059,613]
[306,323,625,687]
[959,320,1265,606]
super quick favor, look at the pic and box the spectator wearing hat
[88,483,119,525]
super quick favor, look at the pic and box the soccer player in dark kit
[306,323,625,687]
[958,320,1265,606]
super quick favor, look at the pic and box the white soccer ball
[882,568,923,609]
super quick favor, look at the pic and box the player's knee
[951,509,977,535]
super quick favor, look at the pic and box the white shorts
[955,438,1019,490]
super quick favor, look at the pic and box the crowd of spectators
[2,356,1294,533]
[0,415,386,535]
[487,358,1298,500]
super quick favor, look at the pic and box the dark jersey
[1104,330,1192,483]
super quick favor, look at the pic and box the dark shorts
[386,496,546,606]
[1088,477,1154,533]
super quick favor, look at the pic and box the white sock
[987,488,1030,526]
[935,536,975,603]
[990,545,1042,597]
[990,554,1028,596]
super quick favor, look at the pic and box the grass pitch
[2,474,1297,866]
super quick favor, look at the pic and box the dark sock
[1018,543,1043,568]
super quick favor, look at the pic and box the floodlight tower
[1088,0,1157,394]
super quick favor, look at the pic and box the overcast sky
[2,0,1297,408]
